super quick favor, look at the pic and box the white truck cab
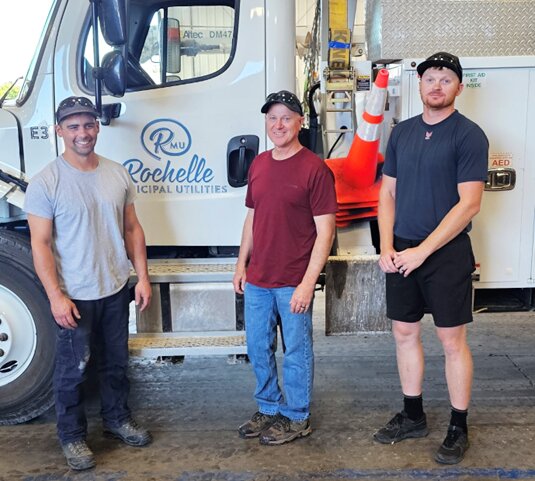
[0,0,296,425]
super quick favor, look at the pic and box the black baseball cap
[417,52,463,83]
[56,96,99,123]
[261,90,303,116]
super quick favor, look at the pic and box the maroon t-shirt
[245,147,337,288]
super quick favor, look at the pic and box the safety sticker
[463,71,487,89]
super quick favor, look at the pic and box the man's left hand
[290,283,314,314]
[393,247,427,277]
[135,279,152,312]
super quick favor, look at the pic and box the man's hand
[135,279,152,312]
[393,247,427,277]
[378,246,398,273]
[50,293,81,329]
[233,265,246,294]
[290,282,315,314]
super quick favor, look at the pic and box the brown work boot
[104,419,152,446]
[238,411,277,438]
[61,440,96,471]
[259,414,312,445]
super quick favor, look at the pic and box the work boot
[373,411,429,444]
[238,411,277,438]
[259,414,312,445]
[61,440,96,471]
[104,419,152,446]
[435,425,469,464]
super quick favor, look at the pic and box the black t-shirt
[383,110,488,240]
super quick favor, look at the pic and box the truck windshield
[15,0,57,103]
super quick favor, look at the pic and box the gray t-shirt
[24,155,137,300]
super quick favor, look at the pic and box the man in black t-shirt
[374,52,488,465]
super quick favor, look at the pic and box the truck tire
[0,230,56,425]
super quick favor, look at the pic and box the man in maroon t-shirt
[233,90,337,445]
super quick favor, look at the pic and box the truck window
[16,0,57,103]
[81,3,236,91]
[141,5,235,84]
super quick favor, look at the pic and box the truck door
[53,0,267,248]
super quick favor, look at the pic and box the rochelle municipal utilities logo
[123,118,228,195]
[141,119,192,159]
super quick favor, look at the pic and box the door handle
[227,135,259,188]
[485,168,516,191]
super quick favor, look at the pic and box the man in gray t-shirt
[24,96,152,471]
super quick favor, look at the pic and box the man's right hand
[378,246,398,273]
[50,294,81,329]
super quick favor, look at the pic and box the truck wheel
[0,230,56,425]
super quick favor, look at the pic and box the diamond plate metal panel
[366,0,535,61]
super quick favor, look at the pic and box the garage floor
[2,292,535,481]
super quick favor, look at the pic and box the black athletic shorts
[385,233,475,327]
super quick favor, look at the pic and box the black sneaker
[373,411,429,444]
[104,419,152,446]
[61,440,96,471]
[238,412,277,438]
[259,414,312,445]
[435,425,469,464]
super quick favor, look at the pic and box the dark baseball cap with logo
[261,90,303,116]
[56,96,99,123]
[417,52,463,83]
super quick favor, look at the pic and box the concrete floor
[2,292,535,481]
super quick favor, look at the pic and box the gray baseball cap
[56,96,99,123]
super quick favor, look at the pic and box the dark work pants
[54,284,131,444]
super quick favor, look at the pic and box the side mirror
[99,0,127,46]
[166,18,181,74]
[101,50,126,97]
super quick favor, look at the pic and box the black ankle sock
[403,394,424,420]
[450,407,468,433]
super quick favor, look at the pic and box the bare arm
[233,208,254,294]
[124,203,152,311]
[394,181,484,276]
[377,174,398,273]
[27,213,81,329]
[290,213,336,313]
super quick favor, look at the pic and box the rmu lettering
[141,119,191,159]
[124,155,214,184]
[150,127,187,155]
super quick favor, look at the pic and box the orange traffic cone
[342,68,389,189]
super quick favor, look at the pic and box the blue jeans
[54,284,132,444]
[244,282,314,421]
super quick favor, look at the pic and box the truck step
[128,331,247,357]
[131,258,236,284]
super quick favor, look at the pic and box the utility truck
[0,0,301,425]
[1,0,534,426]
